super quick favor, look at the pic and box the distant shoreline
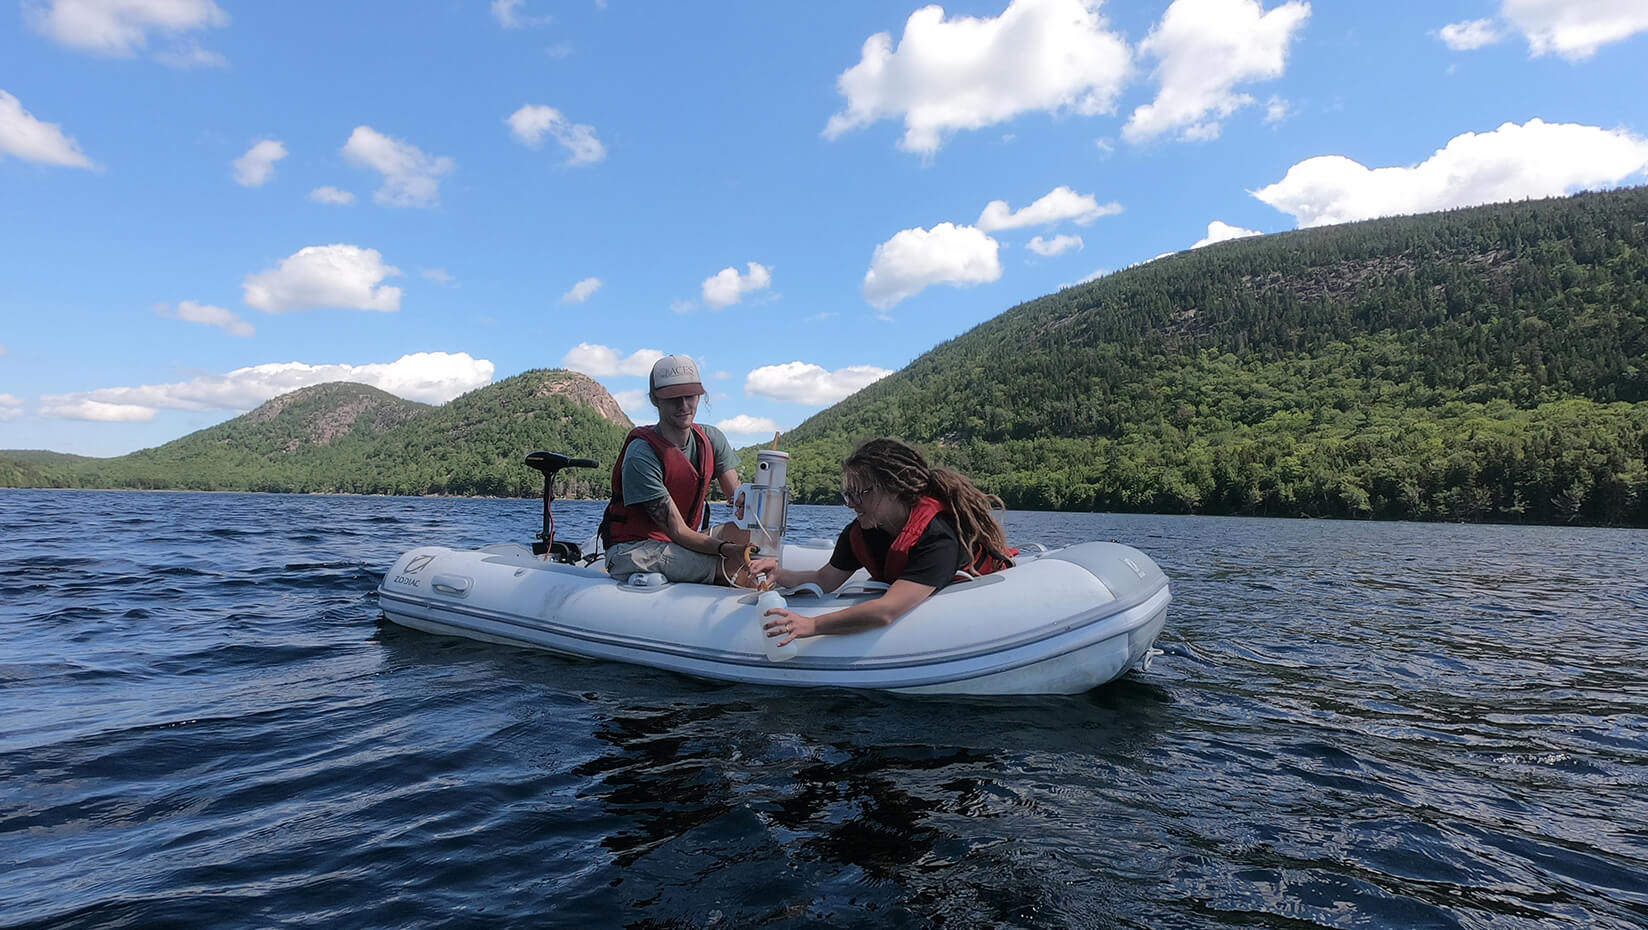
[2,485,1639,530]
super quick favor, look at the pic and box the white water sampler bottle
[756,588,799,662]
[732,450,790,568]
[738,450,797,662]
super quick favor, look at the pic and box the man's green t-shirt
[620,425,739,508]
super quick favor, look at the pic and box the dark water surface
[2,489,1645,929]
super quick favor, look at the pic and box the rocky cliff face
[235,383,428,451]
[532,370,632,428]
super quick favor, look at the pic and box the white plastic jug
[756,588,799,662]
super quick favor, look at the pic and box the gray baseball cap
[650,354,705,399]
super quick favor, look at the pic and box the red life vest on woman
[847,495,1017,583]
[601,425,715,546]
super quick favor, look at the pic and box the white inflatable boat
[376,538,1171,695]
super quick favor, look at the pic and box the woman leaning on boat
[750,437,1016,646]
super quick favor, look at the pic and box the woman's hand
[762,607,813,646]
[761,578,935,642]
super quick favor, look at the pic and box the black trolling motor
[524,451,599,562]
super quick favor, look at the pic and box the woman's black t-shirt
[829,512,968,590]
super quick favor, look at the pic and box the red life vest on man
[601,425,715,546]
[847,495,1018,583]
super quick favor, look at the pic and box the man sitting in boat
[750,438,1016,645]
[601,354,750,585]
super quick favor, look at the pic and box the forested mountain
[0,450,98,489]
[765,187,1648,526]
[1,370,632,498]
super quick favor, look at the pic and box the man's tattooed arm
[642,496,720,555]
[642,497,675,532]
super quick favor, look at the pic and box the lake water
[2,488,1645,929]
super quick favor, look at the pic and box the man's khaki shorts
[606,539,719,584]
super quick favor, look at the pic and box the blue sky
[4,0,1648,457]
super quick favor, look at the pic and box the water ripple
[1,491,1644,929]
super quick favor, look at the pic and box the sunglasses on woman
[841,485,877,507]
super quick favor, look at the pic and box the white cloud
[40,399,155,422]
[715,414,782,439]
[0,90,97,169]
[1439,18,1505,50]
[243,244,403,313]
[824,0,1132,155]
[0,343,8,356]
[611,389,653,423]
[1027,234,1084,256]
[1192,220,1263,248]
[561,277,603,303]
[862,223,1002,310]
[977,185,1120,231]
[505,105,606,164]
[1263,95,1289,123]
[421,268,454,285]
[232,139,286,187]
[491,0,549,28]
[0,393,21,422]
[156,300,254,336]
[350,353,494,404]
[701,263,773,309]
[1502,0,1648,59]
[24,0,228,59]
[1124,0,1311,144]
[341,126,455,208]
[153,39,223,68]
[1253,119,1648,228]
[561,343,664,377]
[309,186,355,205]
[1441,2,1648,59]
[744,361,894,404]
[38,352,494,422]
